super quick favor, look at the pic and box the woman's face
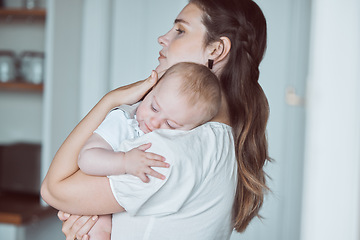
[155,3,209,74]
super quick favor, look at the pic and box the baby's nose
[150,117,161,129]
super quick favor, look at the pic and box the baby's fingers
[144,157,170,181]
[139,173,150,183]
[137,143,152,151]
[145,152,166,162]
[146,168,167,180]
[146,159,170,169]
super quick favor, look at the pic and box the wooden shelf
[0,8,46,19]
[0,191,57,225]
[0,81,43,92]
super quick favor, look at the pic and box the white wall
[41,0,84,184]
[301,0,360,239]
[78,0,189,117]
[78,0,113,118]
[109,0,188,89]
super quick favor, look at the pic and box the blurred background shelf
[0,8,46,19]
[0,191,56,225]
[0,81,43,91]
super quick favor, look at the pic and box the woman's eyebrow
[174,18,190,26]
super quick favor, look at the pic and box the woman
[41,0,270,239]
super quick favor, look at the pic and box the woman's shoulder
[196,121,232,134]
[145,122,234,160]
[119,122,234,164]
[154,122,232,140]
[139,122,232,147]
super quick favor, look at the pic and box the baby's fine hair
[160,62,221,123]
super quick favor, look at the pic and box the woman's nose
[158,33,168,47]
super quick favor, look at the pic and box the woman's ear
[208,36,231,64]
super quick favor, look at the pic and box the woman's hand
[106,70,159,107]
[58,211,98,240]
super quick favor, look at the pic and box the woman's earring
[208,59,214,69]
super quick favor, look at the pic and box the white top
[94,103,143,148]
[95,107,237,240]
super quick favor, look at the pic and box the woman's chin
[155,65,163,73]
[155,66,168,78]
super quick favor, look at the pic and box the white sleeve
[94,109,131,151]
[108,130,198,217]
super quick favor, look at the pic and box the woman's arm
[41,71,159,215]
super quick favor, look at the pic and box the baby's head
[136,62,221,133]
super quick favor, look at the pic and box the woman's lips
[158,52,165,60]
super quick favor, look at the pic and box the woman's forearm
[41,93,126,211]
[43,93,120,185]
[40,72,158,214]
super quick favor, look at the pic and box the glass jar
[19,51,45,84]
[0,50,16,83]
[22,0,39,9]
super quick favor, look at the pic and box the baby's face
[136,75,207,133]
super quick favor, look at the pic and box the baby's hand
[124,143,169,182]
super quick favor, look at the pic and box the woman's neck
[211,94,230,125]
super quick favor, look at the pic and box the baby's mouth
[141,122,152,133]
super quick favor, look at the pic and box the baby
[77,62,221,239]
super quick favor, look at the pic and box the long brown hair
[189,0,270,232]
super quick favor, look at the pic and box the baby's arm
[78,133,126,176]
[78,133,169,182]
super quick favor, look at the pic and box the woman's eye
[175,28,184,34]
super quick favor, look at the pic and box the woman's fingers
[61,215,97,240]
[134,70,158,99]
[145,70,158,86]
[62,215,83,240]
[74,216,99,240]
[111,70,159,106]
[58,211,71,221]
